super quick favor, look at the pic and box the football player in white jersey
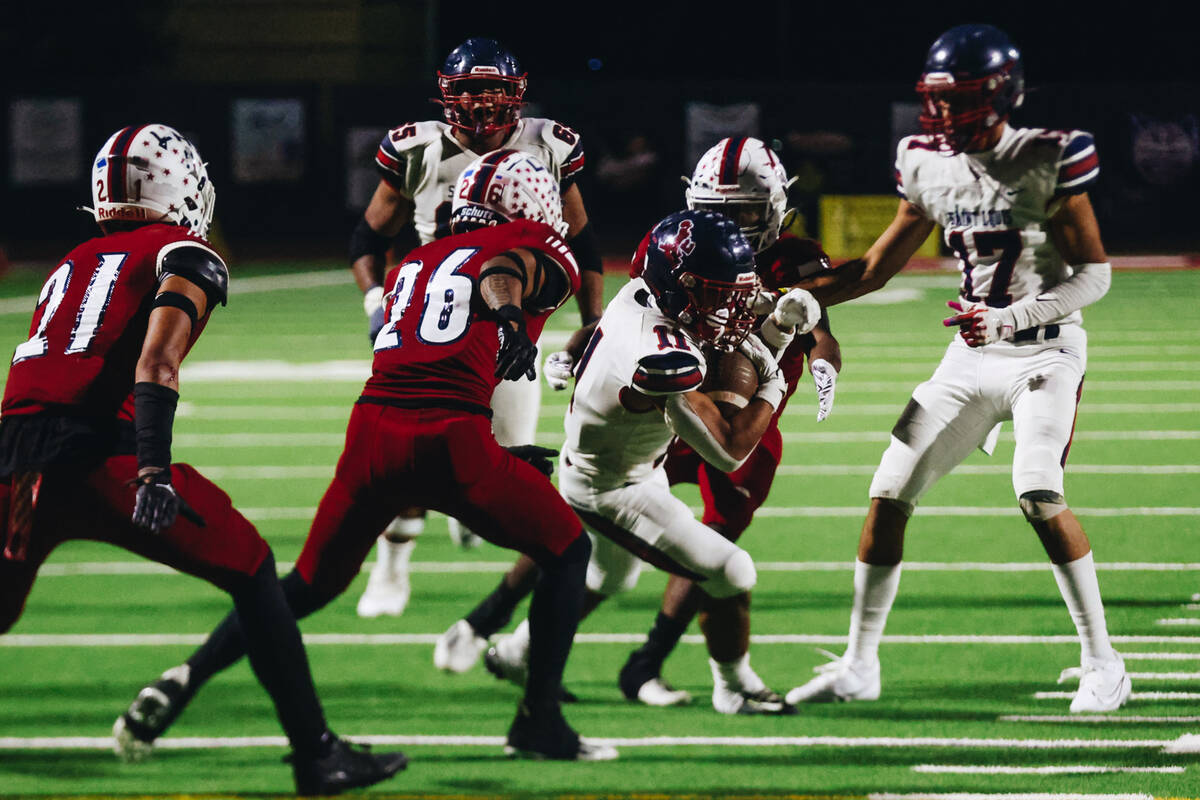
[347,38,605,617]
[785,24,1130,714]
[484,209,812,715]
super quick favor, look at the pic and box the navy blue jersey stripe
[639,351,702,372]
[719,137,747,186]
[632,366,702,394]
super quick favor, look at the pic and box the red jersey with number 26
[3,224,218,420]
[362,220,579,410]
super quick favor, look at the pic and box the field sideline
[0,265,1197,798]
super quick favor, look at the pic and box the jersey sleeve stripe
[632,366,703,395]
[375,144,403,176]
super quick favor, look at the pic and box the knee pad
[1019,490,1068,522]
[558,531,592,566]
[280,568,334,618]
[704,548,757,598]
[873,496,914,518]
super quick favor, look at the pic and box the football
[700,347,759,419]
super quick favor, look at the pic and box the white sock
[844,560,901,665]
[377,536,415,574]
[499,618,531,666]
[384,516,424,539]
[1051,551,1116,666]
[709,653,764,693]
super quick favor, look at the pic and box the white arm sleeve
[1002,262,1111,331]
[662,393,746,473]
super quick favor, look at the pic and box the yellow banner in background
[819,195,942,260]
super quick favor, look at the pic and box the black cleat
[503,702,617,761]
[619,651,692,706]
[112,664,194,762]
[484,646,579,703]
[290,732,407,796]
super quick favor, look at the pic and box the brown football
[700,348,759,419]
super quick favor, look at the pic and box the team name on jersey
[944,207,1014,228]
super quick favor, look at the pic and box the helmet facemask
[917,65,1022,154]
[673,270,760,351]
[437,73,527,138]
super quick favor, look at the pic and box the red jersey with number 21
[362,220,579,409]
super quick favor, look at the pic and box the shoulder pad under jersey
[375,121,443,195]
[157,241,229,307]
[523,117,586,187]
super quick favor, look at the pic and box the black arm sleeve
[567,221,602,275]
[160,245,229,308]
[133,382,179,471]
[349,216,392,264]
[526,250,572,312]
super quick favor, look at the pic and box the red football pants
[294,404,583,601]
[0,455,269,633]
[662,421,783,541]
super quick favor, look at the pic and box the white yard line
[1158,618,1200,626]
[4,633,1200,647]
[912,764,1183,774]
[186,463,1200,478]
[34,560,1200,577]
[1000,714,1200,723]
[1036,691,1200,700]
[1120,652,1200,660]
[0,734,1179,752]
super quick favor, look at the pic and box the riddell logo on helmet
[658,219,696,268]
[97,206,150,220]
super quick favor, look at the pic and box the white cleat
[446,517,483,550]
[1069,654,1132,713]
[633,677,692,707]
[356,558,410,618]
[712,685,794,715]
[433,619,488,673]
[786,654,881,704]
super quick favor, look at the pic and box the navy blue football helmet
[642,210,759,350]
[916,24,1024,154]
[436,38,527,138]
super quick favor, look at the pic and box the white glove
[751,289,777,316]
[737,334,786,411]
[543,350,574,391]
[772,288,821,335]
[809,358,837,422]
[942,300,1015,347]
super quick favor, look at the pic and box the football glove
[810,358,838,422]
[504,445,559,477]
[738,334,787,411]
[364,286,386,343]
[493,305,537,381]
[772,288,821,335]
[943,300,1015,347]
[751,289,778,317]
[131,468,205,533]
[544,350,574,391]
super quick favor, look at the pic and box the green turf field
[0,263,1197,798]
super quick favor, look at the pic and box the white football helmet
[450,149,566,237]
[89,124,215,238]
[685,137,792,253]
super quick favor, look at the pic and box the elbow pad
[349,217,392,264]
[662,393,746,473]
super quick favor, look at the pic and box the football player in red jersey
[436,138,840,710]
[118,149,617,762]
[350,37,606,616]
[0,124,407,794]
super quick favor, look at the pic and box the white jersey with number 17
[896,125,1100,328]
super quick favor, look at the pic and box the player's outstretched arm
[352,180,415,340]
[799,199,935,307]
[544,184,603,390]
[131,275,211,532]
[479,247,574,381]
